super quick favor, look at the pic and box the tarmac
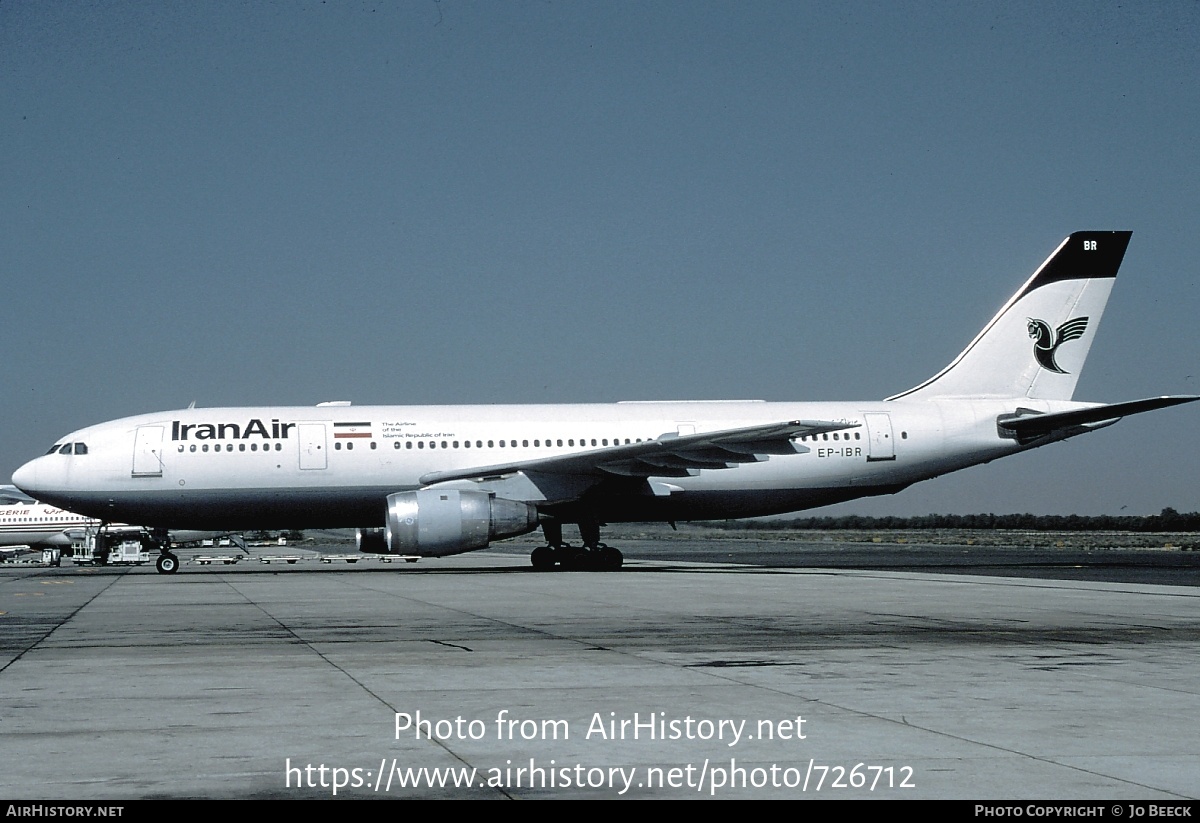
[1,540,1198,799]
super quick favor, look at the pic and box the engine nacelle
[356,528,389,554]
[385,489,539,557]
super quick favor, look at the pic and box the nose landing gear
[147,528,179,575]
[155,551,180,574]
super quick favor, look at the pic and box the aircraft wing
[419,419,858,485]
[999,396,1200,441]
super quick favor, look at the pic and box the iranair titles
[171,419,296,441]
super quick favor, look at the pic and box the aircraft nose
[12,458,41,495]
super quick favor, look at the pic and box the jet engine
[381,489,539,557]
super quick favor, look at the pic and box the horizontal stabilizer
[999,396,1200,440]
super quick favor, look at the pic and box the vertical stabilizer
[888,231,1131,402]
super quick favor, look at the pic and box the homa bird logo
[1027,316,1089,374]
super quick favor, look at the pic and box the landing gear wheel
[156,553,180,575]
[558,545,587,571]
[530,545,557,570]
[597,546,623,571]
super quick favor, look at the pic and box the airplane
[11,231,1198,575]
[0,485,233,562]
[0,499,95,550]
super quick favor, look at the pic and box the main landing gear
[530,521,623,571]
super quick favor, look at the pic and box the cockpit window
[47,444,64,455]
[52,443,88,455]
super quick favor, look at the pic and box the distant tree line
[706,508,1200,532]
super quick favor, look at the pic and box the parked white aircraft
[12,232,1197,574]
[0,498,96,551]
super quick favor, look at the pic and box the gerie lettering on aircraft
[12,232,1198,575]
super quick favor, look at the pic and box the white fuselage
[0,502,99,548]
[10,397,1072,531]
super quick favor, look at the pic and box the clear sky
[3,1,1197,517]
